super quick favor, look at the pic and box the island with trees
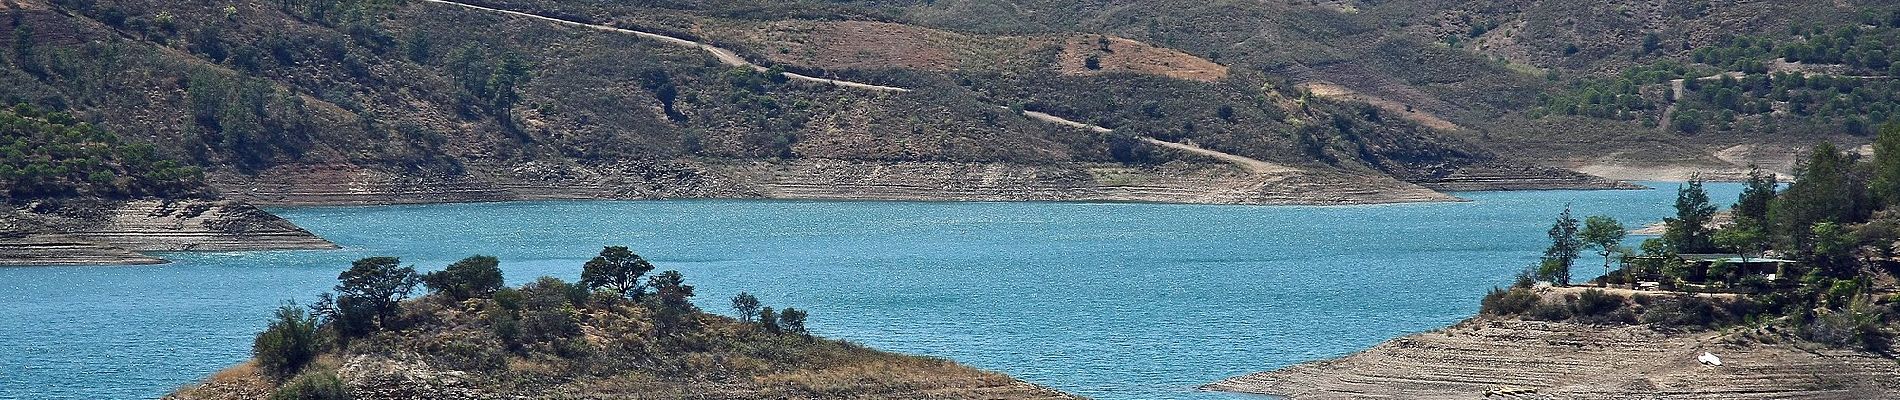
[167,246,1077,400]
[1206,126,1900,398]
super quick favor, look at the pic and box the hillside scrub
[0,104,205,201]
[1535,18,1900,135]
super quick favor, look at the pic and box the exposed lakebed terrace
[0,182,1741,400]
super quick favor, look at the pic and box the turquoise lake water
[0,182,1742,400]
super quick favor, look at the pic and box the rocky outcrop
[0,199,336,266]
[1203,317,1900,399]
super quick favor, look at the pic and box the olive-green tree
[1733,166,1778,222]
[1870,123,1900,208]
[778,307,809,337]
[580,246,654,299]
[730,292,761,323]
[1770,143,1869,255]
[758,306,780,333]
[1540,206,1582,285]
[1579,215,1626,286]
[333,256,420,330]
[422,255,504,301]
[1714,217,1769,263]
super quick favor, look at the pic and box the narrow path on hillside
[1021,111,1299,174]
[419,0,910,92]
[421,0,1296,175]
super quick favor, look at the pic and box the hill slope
[2,0,1625,208]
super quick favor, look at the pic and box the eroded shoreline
[1203,316,1900,399]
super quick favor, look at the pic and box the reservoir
[0,182,1739,399]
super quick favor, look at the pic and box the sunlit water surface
[0,182,1740,399]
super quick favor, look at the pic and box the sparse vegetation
[0,104,205,201]
[190,247,1048,399]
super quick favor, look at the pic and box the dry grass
[1055,35,1229,82]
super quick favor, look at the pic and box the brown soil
[1302,82,1464,132]
[1056,35,1228,82]
[753,20,969,71]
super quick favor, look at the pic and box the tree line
[1494,123,1900,351]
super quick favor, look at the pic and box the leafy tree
[1871,123,1900,208]
[1664,178,1719,253]
[1540,206,1582,285]
[1811,222,1858,277]
[1714,217,1769,263]
[1579,215,1626,285]
[778,307,809,336]
[730,292,761,323]
[422,255,504,301]
[333,256,420,330]
[580,246,654,299]
[253,303,320,380]
[1733,166,1779,221]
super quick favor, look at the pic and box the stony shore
[210,159,1635,207]
[1203,317,1900,399]
[1,199,337,266]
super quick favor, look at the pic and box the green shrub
[1640,295,1721,327]
[254,304,320,380]
[1802,301,1892,352]
[493,287,523,311]
[269,369,348,400]
[1479,287,1539,316]
[1573,289,1624,317]
[518,277,582,342]
[1526,300,1574,321]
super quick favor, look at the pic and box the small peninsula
[0,104,334,265]
[168,247,1079,400]
[1209,130,1900,399]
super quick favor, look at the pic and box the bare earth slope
[1,199,337,265]
[1204,317,1900,399]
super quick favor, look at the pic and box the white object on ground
[1698,352,1722,366]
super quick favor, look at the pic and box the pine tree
[1664,178,1718,253]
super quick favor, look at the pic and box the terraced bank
[1204,317,1900,399]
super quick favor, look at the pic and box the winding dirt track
[1021,111,1299,174]
[419,0,1297,175]
[418,0,910,92]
